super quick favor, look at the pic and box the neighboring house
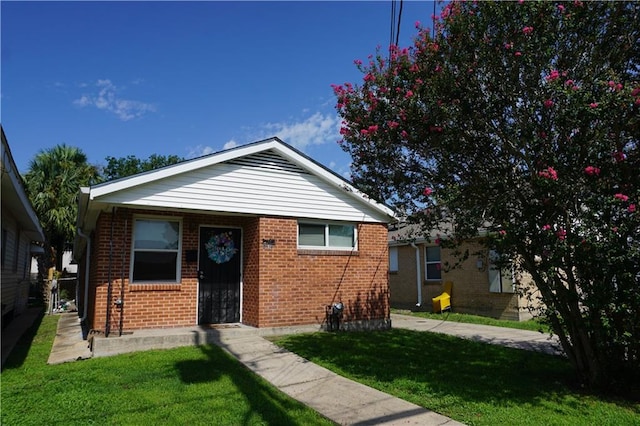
[388,223,538,321]
[74,138,396,335]
[1,126,45,324]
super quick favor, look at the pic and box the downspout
[410,243,422,306]
[77,229,91,323]
[105,207,116,337]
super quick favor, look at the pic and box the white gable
[83,139,395,224]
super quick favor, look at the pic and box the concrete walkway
[4,311,564,425]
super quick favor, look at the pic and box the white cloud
[223,140,238,150]
[259,112,340,150]
[186,144,216,158]
[73,79,156,121]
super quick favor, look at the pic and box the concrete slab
[47,313,92,364]
[390,313,563,356]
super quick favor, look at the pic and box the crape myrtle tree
[333,1,639,391]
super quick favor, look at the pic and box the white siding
[95,151,385,222]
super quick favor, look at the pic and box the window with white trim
[131,218,181,283]
[298,222,356,250]
[389,246,398,272]
[425,246,442,280]
[488,250,514,293]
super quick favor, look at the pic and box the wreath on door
[205,231,238,264]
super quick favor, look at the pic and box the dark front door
[198,227,242,324]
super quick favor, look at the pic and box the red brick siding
[255,217,389,328]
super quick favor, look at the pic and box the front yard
[274,329,640,426]
[1,313,332,426]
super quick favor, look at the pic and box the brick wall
[84,208,390,332]
[248,217,390,328]
[390,240,536,321]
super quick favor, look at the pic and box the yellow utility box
[432,281,453,313]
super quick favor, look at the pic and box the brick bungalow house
[388,223,539,321]
[74,138,396,335]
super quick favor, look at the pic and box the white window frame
[130,216,182,284]
[424,245,442,281]
[297,221,357,251]
[488,250,515,293]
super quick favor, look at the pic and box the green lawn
[1,312,333,426]
[274,330,640,426]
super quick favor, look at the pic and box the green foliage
[102,153,183,181]
[334,1,640,390]
[1,315,332,426]
[275,330,640,425]
[24,144,101,269]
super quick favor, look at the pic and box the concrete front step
[90,322,323,358]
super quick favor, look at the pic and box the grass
[392,308,552,333]
[274,330,640,426]
[1,312,333,426]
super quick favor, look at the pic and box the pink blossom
[363,73,375,82]
[415,21,421,29]
[499,230,507,236]
[584,166,601,176]
[368,125,379,133]
[523,26,534,35]
[354,59,362,66]
[546,70,560,81]
[387,121,399,129]
[423,187,433,196]
[360,129,369,136]
[435,238,441,245]
[542,224,551,231]
[614,193,629,202]
[629,204,637,213]
[557,229,567,241]
[544,99,554,108]
[514,51,522,57]
[631,87,640,97]
[589,102,599,108]
[565,79,574,86]
[558,4,565,12]
[405,90,414,99]
[538,167,558,181]
[401,130,409,139]
[504,42,513,50]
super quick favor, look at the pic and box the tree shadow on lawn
[275,329,638,410]
[175,339,331,425]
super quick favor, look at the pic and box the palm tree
[24,144,101,271]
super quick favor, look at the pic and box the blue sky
[2,1,437,176]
